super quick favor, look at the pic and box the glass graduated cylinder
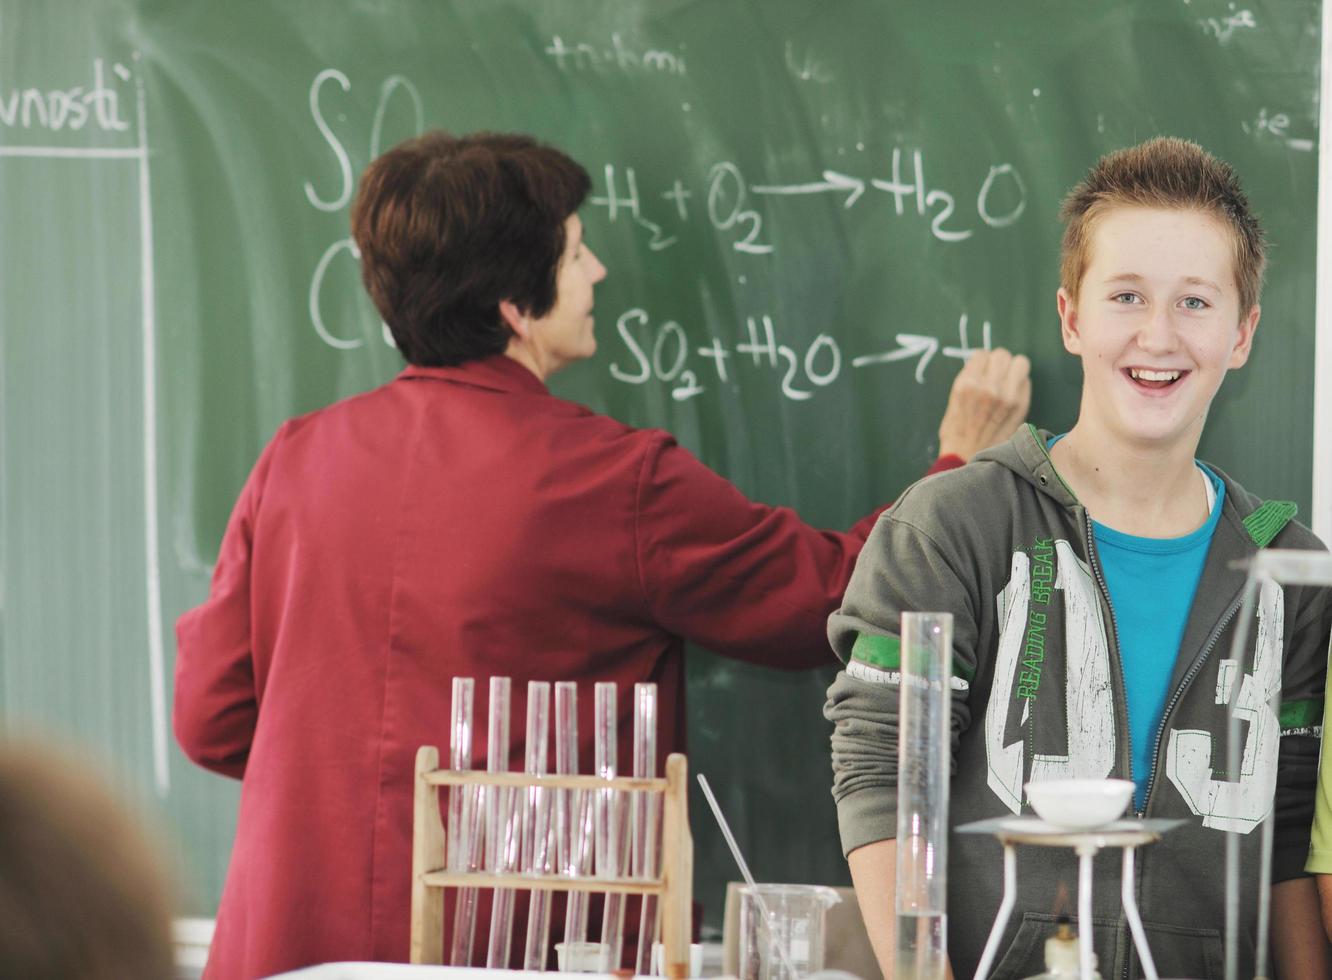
[895,612,952,978]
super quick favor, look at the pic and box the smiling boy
[825,138,1332,979]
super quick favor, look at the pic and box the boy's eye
[1111,292,1143,305]
[1181,296,1209,311]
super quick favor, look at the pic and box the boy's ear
[1057,287,1082,355]
[498,299,529,340]
[1228,305,1260,369]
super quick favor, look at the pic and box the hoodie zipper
[1139,594,1244,810]
[1079,514,1135,789]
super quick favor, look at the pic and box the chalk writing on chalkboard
[589,153,1027,254]
[544,34,687,77]
[610,309,996,402]
[1240,106,1316,152]
[304,69,424,349]
[1199,8,1257,43]
[299,65,1020,400]
[0,58,131,134]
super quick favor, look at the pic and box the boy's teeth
[1130,368,1181,382]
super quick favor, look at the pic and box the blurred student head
[0,740,175,980]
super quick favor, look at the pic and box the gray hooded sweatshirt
[826,425,1330,980]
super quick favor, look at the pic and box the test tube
[447,678,481,966]
[894,612,952,980]
[594,683,618,871]
[596,683,630,967]
[522,682,554,971]
[632,683,660,977]
[556,681,592,944]
[486,678,515,968]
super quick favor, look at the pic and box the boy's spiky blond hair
[1060,137,1266,313]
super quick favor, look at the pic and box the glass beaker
[738,884,841,980]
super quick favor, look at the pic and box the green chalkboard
[1,0,1322,931]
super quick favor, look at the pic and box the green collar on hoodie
[1244,500,1300,548]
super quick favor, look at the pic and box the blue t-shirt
[1049,437,1225,810]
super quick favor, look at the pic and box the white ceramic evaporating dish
[1023,778,1135,830]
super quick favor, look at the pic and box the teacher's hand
[936,347,1032,462]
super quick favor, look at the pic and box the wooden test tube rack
[410,747,694,977]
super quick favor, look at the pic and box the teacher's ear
[499,299,530,340]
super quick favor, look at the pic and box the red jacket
[174,355,960,978]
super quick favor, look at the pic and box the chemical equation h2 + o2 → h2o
[587,150,1026,256]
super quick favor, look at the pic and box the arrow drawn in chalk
[750,170,866,208]
[851,334,939,383]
